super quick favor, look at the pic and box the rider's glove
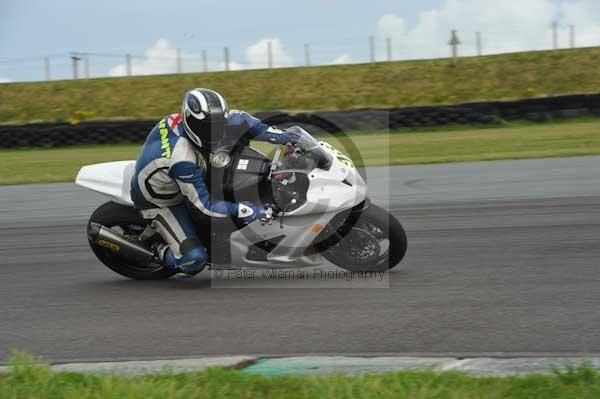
[282,129,301,146]
[238,202,279,224]
[262,127,302,146]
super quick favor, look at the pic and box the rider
[130,88,301,276]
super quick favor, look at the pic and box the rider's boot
[153,243,205,278]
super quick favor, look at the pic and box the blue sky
[1,0,597,82]
[0,0,439,55]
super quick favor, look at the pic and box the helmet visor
[184,111,227,148]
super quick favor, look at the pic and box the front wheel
[319,204,407,272]
[88,201,176,280]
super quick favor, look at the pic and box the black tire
[88,201,176,280]
[320,204,407,272]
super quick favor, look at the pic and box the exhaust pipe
[88,222,155,264]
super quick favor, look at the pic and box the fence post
[83,53,90,79]
[71,53,81,79]
[369,35,375,63]
[552,21,558,50]
[224,47,230,71]
[476,32,482,56]
[267,41,273,69]
[176,48,182,73]
[386,37,392,61]
[44,57,51,81]
[304,43,311,66]
[570,25,575,48]
[449,30,460,66]
[202,50,208,72]
[126,54,132,76]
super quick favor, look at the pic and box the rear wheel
[88,202,175,280]
[318,204,407,272]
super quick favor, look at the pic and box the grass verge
[2,47,600,124]
[2,354,600,399]
[0,120,599,185]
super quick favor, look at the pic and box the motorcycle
[75,127,407,280]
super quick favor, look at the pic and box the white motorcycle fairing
[75,140,367,269]
[76,161,135,206]
[231,144,367,268]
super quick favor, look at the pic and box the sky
[1,0,599,82]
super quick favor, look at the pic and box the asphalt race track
[1,156,600,363]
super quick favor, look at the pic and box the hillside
[1,47,600,124]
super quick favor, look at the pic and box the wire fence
[0,23,593,83]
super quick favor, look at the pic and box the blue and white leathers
[130,110,299,274]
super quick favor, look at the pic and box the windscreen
[287,126,333,171]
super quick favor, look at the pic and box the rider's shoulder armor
[225,110,263,141]
[227,110,253,126]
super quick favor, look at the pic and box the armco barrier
[1,94,599,149]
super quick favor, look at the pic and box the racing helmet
[182,88,229,150]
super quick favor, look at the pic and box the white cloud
[109,38,244,77]
[245,38,292,68]
[332,54,354,65]
[110,38,180,77]
[375,0,600,59]
[378,14,406,40]
[0,77,12,83]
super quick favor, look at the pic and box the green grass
[2,354,600,399]
[2,47,600,124]
[1,120,599,185]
